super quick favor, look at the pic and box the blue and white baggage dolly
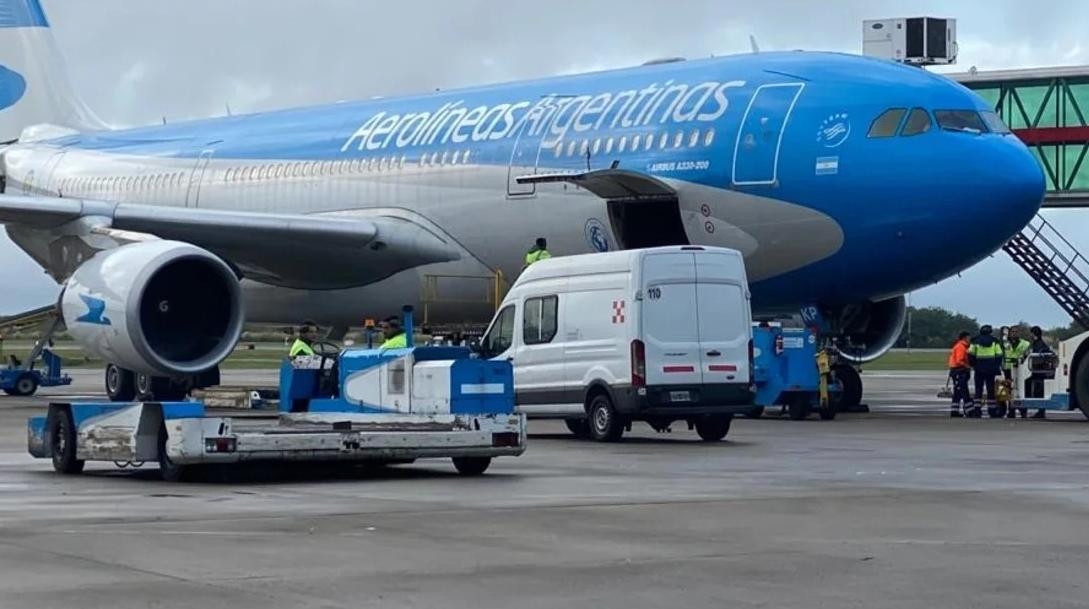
[27,307,526,481]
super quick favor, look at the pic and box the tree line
[895,306,1084,348]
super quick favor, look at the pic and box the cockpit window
[935,110,987,134]
[867,108,907,138]
[901,108,932,136]
[980,110,1012,134]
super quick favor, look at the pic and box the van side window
[523,296,558,345]
[867,108,907,138]
[482,305,516,357]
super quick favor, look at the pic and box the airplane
[0,0,1044,409]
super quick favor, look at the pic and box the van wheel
[564,418,591,439]
[695,415,732,442]
[49,408,84,474]
[588,393,624,442]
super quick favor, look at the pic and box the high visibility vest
[969,340,1002,360]
[1003,338,1030,368]
[525,248,551,266]
[381,333,408,349]
[289,338,314,357]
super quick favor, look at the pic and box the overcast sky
[3,0,1089,326]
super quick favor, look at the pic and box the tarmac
[1,369,1087,608]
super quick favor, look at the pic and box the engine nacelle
[828,295,907,363]
[61,241,243,377]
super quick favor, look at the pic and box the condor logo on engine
[75,294,111,326]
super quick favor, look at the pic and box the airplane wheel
[105,364,135,402]
[49,408,84,474]
[834,364,863,411]
[137,373,188,402]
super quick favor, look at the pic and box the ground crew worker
[524,237,551,268]
[948,331,973,418]
[289,321,319,357]
[1027,325,1053,418]
[1002,326,1030,382]
[968,324,1003,418]
[379,317,408,349]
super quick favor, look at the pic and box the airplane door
[506,98,564,196]
[731,83,804,186]
[184,149,214,207]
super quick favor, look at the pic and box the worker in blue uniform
[968,325,1003,418]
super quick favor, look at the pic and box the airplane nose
[988,138,1045,239]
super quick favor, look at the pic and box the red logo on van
[612,300,626,324]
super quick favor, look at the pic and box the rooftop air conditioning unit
[863,17,957,66]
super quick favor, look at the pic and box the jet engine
[61,240,243,377]
[826,295,907,363]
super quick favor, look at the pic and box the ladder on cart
[1003,213,1089,329]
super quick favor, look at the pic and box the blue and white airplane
[0,0,1044,405]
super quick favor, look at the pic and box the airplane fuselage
[2,51,1044,326]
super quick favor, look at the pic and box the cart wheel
[787,397,811,420]
[587,392,624,442]
[11,373,38,397]
[694,415,732,441]
[818,403,837,420]
[564,418,591,439]
[49,408,84,474]
[157,425,192,482]
[452,456,491,476]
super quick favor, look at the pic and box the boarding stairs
[1003,213,1089,329]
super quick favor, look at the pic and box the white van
[477,246,753,442]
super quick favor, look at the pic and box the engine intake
[828,295,907,363]
[62,241,243,377]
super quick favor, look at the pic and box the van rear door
[640,251,702,386]
[694,252,751,384]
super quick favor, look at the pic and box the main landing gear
[105,363,220,402]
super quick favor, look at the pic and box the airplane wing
[0,195,460,289]
[516,168,676,202]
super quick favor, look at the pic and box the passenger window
[580,140,589,155]
[901,108,932,136]
[673,131,684,148]
[482,305,516,357]
[463,150,471,164]
[618,135,627,153]
[704,128,715,146]
[659,132,669,149]
[867,108,907,138]
[591,139,601,155]
[689,129,699,147]
[605,137,614,154]
[646,134,655,151]
[566,140,576,157]
[523,296,558,345]
[631,134,641,151]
